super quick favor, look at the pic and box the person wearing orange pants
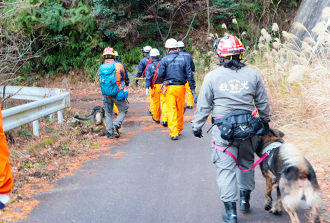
[145,49,168,126]
[0,105,14,209]
[185,81,194,108]
[165,85,186,137]
[158,39,196,140]
[135,46,154,116]
[178,41,197,109]
[114,104,119,115]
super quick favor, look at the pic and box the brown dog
[255,129,322,223]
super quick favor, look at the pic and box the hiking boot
[107,133,114,139]
[186,106,193,109]
[152,116,160,124]
[111,125,120,138]
[163,121,168,127]
[149,111,153,116]
[239,190,251,212]
[222,202,237,223]
[171,136,178,140]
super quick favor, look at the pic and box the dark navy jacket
[179,50,195,72]
[115,59,129,86]
[136,54,151,78]
[145,59,162,89]
[158,51,195,90]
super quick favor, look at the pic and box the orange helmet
[215,35,245,58]
[103,47,115,56]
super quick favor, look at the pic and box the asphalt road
[19,102,310,223]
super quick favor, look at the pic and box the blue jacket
[115,59,129,86]
[145,59,162,89]
[179,50,195,72]
[158,51,195,90]
[136,54,151,78]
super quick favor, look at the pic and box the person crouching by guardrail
[158,39,196,140]
[0,105,14,209]
[100,47,129,139]
[145,49,168,127]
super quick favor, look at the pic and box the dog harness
[261,142,283,156]
[212,140,280,172]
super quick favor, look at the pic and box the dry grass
[246,7,330,219]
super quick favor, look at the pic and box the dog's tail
[280,143,309,174]
[74,106,102,121]
[74,114,94,120]
[280,143,322,222]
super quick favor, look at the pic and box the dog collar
[262,142,282,155]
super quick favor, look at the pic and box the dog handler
[145,48,168,126]
[0,105,14,209]
[101,47,129,139]
[177,41,197,109]
[191,35,271,223]
[114,51,130,116]
[158,39,196,140]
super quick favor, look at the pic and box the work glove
[135,79,139,87]
[191,89,197,104]
[145,88,150,97]
[193,129,203,138]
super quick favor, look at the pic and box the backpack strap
[142,57,153,77]
[150,61,161,89]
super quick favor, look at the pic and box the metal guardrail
[0,86,70,136]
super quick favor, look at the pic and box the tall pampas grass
[247,9,330,167]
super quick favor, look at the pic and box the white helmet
[177,41,185,48]
[143,46,152,53]
[165,38,178,49]
[150,49,160,57]
[114,51,119,57]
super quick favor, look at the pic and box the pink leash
[212,139,269,172]
[211,109,269,172]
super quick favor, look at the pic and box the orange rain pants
[165,85,186,137]
[150,84,167,122]
[114,104,119,115]
[148,96,154,114]
[185,82,194,107]
[0,105,13,194]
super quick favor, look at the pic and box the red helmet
[215,35,245,58]
[103,47,115,56]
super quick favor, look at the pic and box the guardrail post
[33,120,40,136]
[49,114,55,122]
[58,110,63,123]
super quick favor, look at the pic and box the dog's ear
[271,129,285,138]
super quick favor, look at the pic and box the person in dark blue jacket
[158,38,196,140]
[136,45,153,115]
[145,49,168,127]
[178,41,197,109]
[135,45,152,84]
